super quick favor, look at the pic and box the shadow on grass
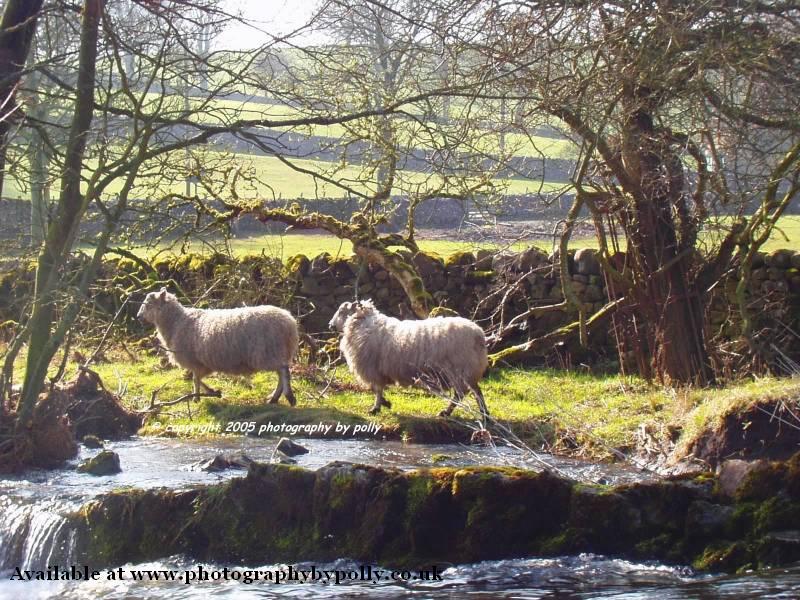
[200,394,561,448]
[203,399,369,435]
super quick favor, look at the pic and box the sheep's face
[330,300,375,331]
[137,288,172,325]
[329,301,358,332]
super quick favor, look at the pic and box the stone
[717,459,768,497]
[475,249,494,270]
[549,250,575,274]
[413,251,445,279]
[444,251,476,269]
[584,284,605,302]
[82,435,104,449]
[770,249,794,269]
[492,252,516,273]
[789,275,800,293]
[195,453,255,472]
[329,259,354,279]
[77,450,121,476]
[430,306,460,318]
[574,248,601,275]
[767,267,785,281]
[686,500,734,538]
[355,282,373,294]
[276,438,309,457]
[791,253,800,269]
[756,530,800,567]
[512,247,548,272]
[572,273,589,284]
[309,253,331,275]
[374,270,389,281]
[300,276,334,296]
[529,283,549,298]
[570,281,586,294]
[286,254,310,277]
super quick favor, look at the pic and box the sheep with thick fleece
[137,288,299,405]
[329,300,489,418]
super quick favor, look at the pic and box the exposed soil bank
[685,399,800,467]
[74,453,800,573]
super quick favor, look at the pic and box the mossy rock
[286,254,311,277]
[429,306,460,318]
[77,450,121,476]
[444,251,475,269]
[465,270,496,284]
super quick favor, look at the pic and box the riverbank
[57,346,799,466]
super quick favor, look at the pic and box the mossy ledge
[73,455,800,572]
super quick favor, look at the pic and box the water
[0,437,798,599]
[3,556,800,599]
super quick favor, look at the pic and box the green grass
[164,215,800,260]
[201,97,578,160]
[4,147,569,203]
[121,230,595,262]
[69,346,799,460]
[5,337,800,460]
[80,350,668,456]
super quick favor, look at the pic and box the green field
[169,215,800,260]
[3,148,570,203]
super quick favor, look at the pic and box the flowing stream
[0,437,798,599]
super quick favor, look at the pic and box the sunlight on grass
[5,339,800,461]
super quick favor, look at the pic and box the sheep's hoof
[382,400,392,409]
[287,395,297,407]
[438,409,453,418]
[368,406,381,415]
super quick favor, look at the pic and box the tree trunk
[29,86,49,245]
[0,0,45,199]
[621,106,712,386]
[17,0,102,428]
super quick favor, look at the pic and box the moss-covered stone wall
[74,455,800,572]
[1,246,799,362]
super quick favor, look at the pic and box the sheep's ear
[158,288,167,301]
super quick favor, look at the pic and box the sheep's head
[329,299,375,331]
[137,287,174,325]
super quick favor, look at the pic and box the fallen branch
[137,390,222,415]
[489,297,626,366]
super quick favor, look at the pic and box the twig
[137,390,222,415]
[83,295,132,369]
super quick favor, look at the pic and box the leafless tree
[461,0,800,384]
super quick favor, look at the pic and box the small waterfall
[0,492,80,572]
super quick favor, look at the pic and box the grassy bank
[64,346,798,461]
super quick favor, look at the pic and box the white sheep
[137,288,299,405]
[329,300,490,419]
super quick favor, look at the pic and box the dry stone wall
[1,246,799,363]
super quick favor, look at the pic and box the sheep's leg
[369,386,390,415]
[473,384,490,421]
[268,373,283,404]
[438,389,463,418]
[200,380,222,398]
[281,366,296,407]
